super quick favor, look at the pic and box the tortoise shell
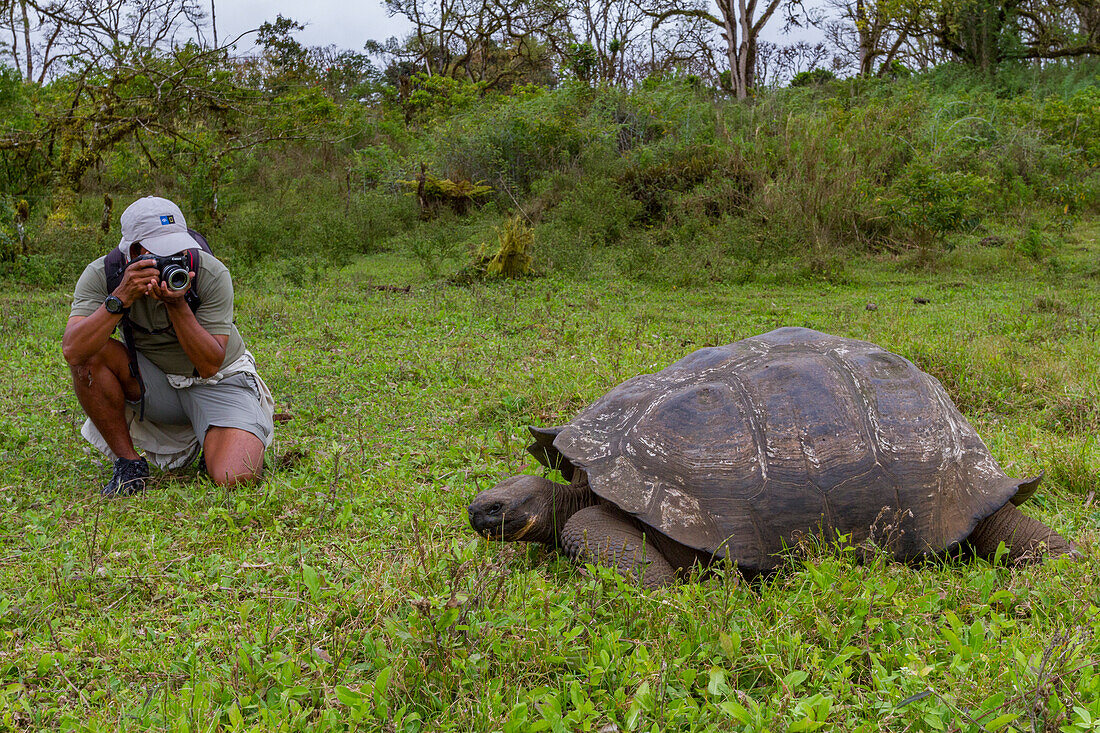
[530,327,1028,573]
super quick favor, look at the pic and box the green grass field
[1,224,1098,732]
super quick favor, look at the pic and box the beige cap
[118,196,198,257]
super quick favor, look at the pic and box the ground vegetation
[0,1,1099,729]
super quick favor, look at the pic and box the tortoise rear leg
[560,505,677,588]
[966,503,1077,563]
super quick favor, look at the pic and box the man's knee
[69,342,136,392]
[209,465,263,487]
[203,427,265,487]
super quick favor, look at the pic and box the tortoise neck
[545,471,598,547]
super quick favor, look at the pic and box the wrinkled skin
[468,470,1076,589]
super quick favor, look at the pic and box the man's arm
[152,279,228,378]
[62,259,160,366]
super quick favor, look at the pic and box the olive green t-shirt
[70,250,246,376]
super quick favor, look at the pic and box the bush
[789,69,837,88]
[3,61,1097,286]
[218,187,416,265]
[427,87,610,197]
[477,216,535,278]
[888,163,992,246]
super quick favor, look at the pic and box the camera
[135,253,192,291]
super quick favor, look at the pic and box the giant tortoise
[468,327,1074,587]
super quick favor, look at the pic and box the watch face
[105,296,124,314]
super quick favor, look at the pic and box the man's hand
[148,272,196,307]
[114,258,160,307]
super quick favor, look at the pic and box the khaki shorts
[129,352,273,445]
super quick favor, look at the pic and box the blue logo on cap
[160,215,175,225]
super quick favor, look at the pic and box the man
[62,196,274,495]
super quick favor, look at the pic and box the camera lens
[162,265,191,291]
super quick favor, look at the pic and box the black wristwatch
[104,295,128,315]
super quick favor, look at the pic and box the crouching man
[62,196,274,495]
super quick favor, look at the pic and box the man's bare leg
[70,339,142,460]
[203,427,264,486]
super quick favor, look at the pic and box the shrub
[218,187,415,265]
[1014,225,1050,260]
[789,69,837,88]
[888,162,993,246]
[1035,87,1100,165]
[428,88,610,197]
[617,145,752,223]
[536,175,642,270]
[398,73,488,123]
[399,173,492,217]
[479,216,535,278]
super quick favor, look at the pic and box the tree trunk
[737,0,751,99]
[210,0,218,47]
[21,0,32,81]
[8,1,20,75]
[720,1,741,97]
[856,0,871,75]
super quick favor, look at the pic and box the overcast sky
[210,0,821,55]
[212,0,411,53]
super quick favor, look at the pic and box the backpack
[103,229,213,420]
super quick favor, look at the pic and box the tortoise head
[469,475,586,545]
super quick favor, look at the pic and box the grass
[0,221,1099,732]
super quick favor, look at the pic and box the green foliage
[478,216,535,278]
[256,14,311,89]
[2,239,1100,729]
[566,42,599,82]
[218,185,415,265]
[4,57,1099,291]
[427,84,606,196]
[789,68,837,87]
[400,174,493,216]
[399,74,488,123]
[1034,87,1100,165]
[0,68,48,194]
[618,145,750,223]
[890,163,993,245]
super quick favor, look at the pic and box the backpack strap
[102,247,147,418]
[187,228,213,254]
[182,247,202,313]
[120,316,148,420]
[104,247,127,296]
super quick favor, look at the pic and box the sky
[209,0,821,55]
[211,0,411,53]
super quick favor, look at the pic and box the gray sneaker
[102,457,150,496]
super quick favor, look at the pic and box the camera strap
[103,230,211,420]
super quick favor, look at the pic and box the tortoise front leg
[560,505,677,588]
[966,503,1077,562]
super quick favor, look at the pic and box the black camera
[135,253,192,292]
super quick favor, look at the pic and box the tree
[821,0,928,76]
[935,0,1014,69]
[1,0,74,83]
[551,0,655,84]
[256,14,311,89]
[650,0,805,98]
[381,0,562,88]
[311,45,380,102]
[1012,0,1100,59]
[756,39,831,86]
[936,0,1100,69]
[0,0,322,199]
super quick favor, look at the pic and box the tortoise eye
[487,502,503,516]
